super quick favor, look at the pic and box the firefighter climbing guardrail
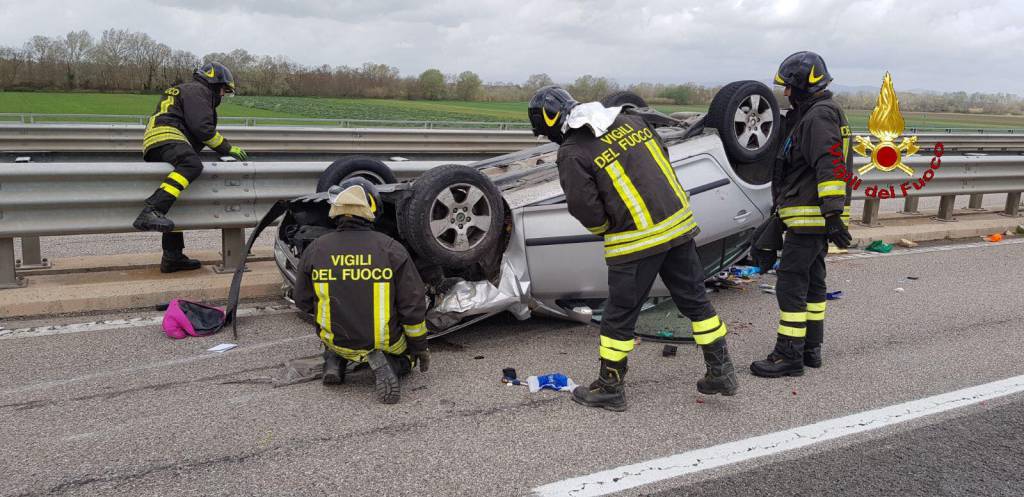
[1,154,1023,289]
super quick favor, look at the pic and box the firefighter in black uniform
[133,62,248,273]
[529,86,739,412]
[292,178,431,404]
[750,51,853,378]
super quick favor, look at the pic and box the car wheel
[706,80,780,184]
[315,156,398,192]
[600,90,648,108]
[399,165,506,270]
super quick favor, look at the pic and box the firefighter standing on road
[750,51,853,378]
[529,86,739,412]
[292,178,431,404]
[133,62,248,273]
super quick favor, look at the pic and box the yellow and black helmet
[194,62,236,93]
[327,177,382,221]
[774,51,832,94]
[528,86,578,144]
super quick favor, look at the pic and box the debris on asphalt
[502,368,517,382]
[656,330,675,339]
[1016,224,1024,235]
[207,343,237,353]
[791,390,798,396]
[895,287,905,293]
[907,276,919,280]
[827,244,847,254]
[729,265,760,278]
[984,233,1003,242]
[662,345,678,357]
[473,355,485,360]
[826,291,843,300]
[759,283,776,294]
[526,373,577,393]
[696,397,705,404]
[898,238,918,248]
[865,240,893,253]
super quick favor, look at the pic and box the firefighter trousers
[598,239,727,362]
[775,232,828,343]
[143,143,205,252]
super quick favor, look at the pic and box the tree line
[1,29,1023,115]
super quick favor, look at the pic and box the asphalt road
[2,239,1023,496]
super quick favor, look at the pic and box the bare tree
[91,29,133,90]
[58,30,93,89]
[0,46,27,89]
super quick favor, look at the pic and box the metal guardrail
[0,113,534,130]
[0,160,457,288]
[3,124,1024,158]
[0,123,545,155]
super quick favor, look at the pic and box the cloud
[0,0,1020,93]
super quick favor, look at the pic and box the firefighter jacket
[142,79,234,156]
[293,219,428,362]
[772,91,852,234]
[556,113,699,265]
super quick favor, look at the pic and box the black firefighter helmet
[528,86,578,144]
[774,51,832,94]
[194,62,236,94]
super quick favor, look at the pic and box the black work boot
[572,359,628,412]
[367,350,400,404]
[133,205,175,233]
[804,322,823,368]
[323,350,344,385]
[750,336,805,378]
[697,338,739,396]
[160,249,202,273]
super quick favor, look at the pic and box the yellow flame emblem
[853,72,919,176]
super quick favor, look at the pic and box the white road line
[531,374,1024,497]
[0,304,297,340]
[829,237,1024,262]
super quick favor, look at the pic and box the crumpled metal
[564,102,624,137]
[427,258,531,330]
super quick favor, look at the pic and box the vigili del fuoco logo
[833,72,945,199]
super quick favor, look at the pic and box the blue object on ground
[826,291,843,300]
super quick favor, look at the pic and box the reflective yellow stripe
[605,161,653,230]
[807,311,825,322]
[587,220,610,235]
[784,217,826,228]
[373,282,390,351]
[604,216,697,259]
[599,335,634,362]
[315,282,331,335]
[779,206,822,218]
[778,324,807,338]
[818,181,846,197]
[780,310,807,322]
[605,206,693,246]
[167,172,190,189]
[318,337,370,363]
[383,334,408,355]
[203,132,225,148]
[160,183,181,198]
[691,315,726,346]
[645,139,688,207]
[403,321,427,338]
[806,302,826,312]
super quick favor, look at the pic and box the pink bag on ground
[161,299,226,339]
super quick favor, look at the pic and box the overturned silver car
[231,82,779,338]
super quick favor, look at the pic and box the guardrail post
[1002,192,1022,217]
[16,236,50,269]
[900,196,920,215]
[1,238,26,289]
[860,198,881,227]
[215,228,247,274]
[934,195,957,222]
[967,194,985,210]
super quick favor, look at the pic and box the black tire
[601,90,648,108]
[706,80,780,183]
[399,165,505,270]
[315,156,397,193]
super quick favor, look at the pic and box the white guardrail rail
[1,154,1022,288]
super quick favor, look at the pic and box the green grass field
[1,91,1022,131]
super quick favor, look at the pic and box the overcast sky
[1,0,1020,94]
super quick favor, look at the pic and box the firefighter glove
[825,214,852,248]
[412,349,430,373]
[229,145,248,161]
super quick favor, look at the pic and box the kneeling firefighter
[134,62,248,273]
[529,86,739,412]
[292,178,430,404]
[750,51,853,378]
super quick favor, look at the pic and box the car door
[522,138,763,301]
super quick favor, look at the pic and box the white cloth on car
[563,102,624,138]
